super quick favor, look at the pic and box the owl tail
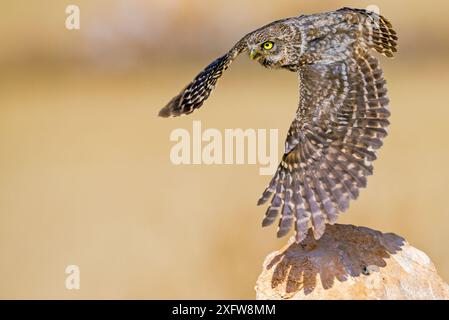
[158,42,247,118]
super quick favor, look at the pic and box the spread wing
[158,40,247,118]
[258,48,391,242]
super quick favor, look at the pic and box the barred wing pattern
[158,41,246,118]
[339,7,398,58]
[258,48,391,242]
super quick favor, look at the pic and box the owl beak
[249,49,260,60]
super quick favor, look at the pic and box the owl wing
[258,47,391,242]
[337,7,398,58]
[158,40,247,117]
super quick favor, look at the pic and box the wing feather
[258,47,393,242]
[158,40,247,117]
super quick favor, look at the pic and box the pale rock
[255,224,449,300]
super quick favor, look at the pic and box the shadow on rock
[267,224,405,296]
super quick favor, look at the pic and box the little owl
[159,7,398,242]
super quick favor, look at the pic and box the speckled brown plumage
[159,7,398,242]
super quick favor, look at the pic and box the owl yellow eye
[262,41,274,50]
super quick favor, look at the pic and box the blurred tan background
[1,0,449,299]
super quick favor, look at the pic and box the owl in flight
[159,7,398,242]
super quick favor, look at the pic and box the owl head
[245,21,301,71]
